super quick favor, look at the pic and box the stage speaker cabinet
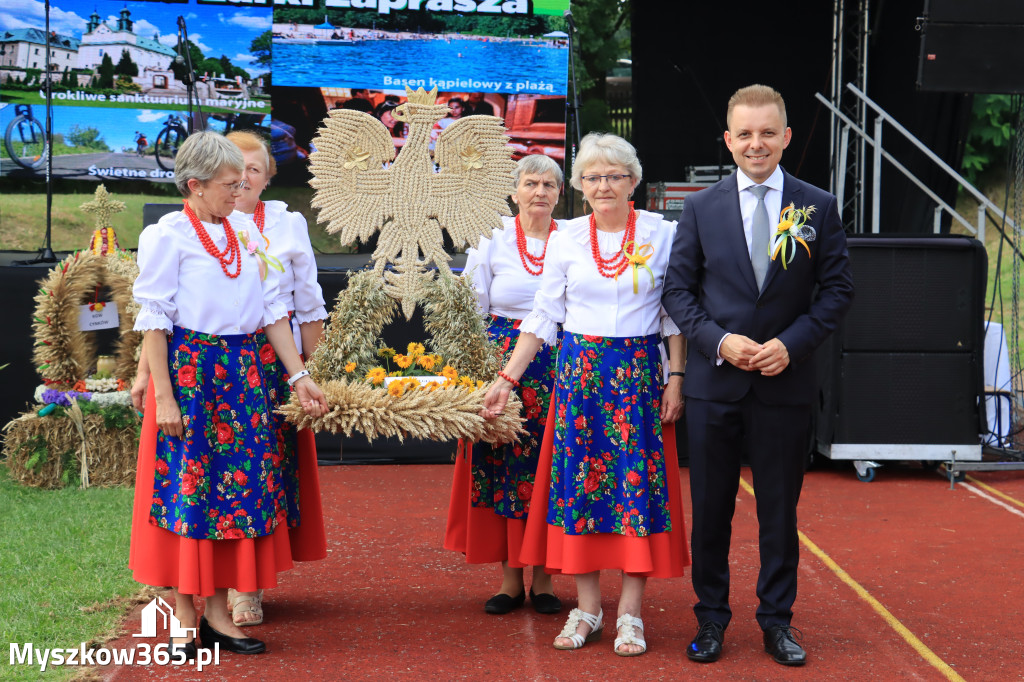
[819,235,987,453]
[917,0,1024,93]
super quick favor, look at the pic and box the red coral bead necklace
[515,214,556,276]
[254,199,265,234]
[590,207,636,279]
[183,200,241,279]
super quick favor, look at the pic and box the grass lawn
[0,185,349,253]
[0,465,143,681]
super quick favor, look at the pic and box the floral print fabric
[149,327,290,539]
[547,333,671,537]
[254,328,302,528]
[469,315,558,519]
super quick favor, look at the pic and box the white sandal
[614,613,647,657]
[553,608,604,650]
[228,589,264,627]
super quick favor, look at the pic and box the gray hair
[173,130,246,197]
[513,154,563,188]
[570,132,643,191]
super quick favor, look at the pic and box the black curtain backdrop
[632,1,971,234]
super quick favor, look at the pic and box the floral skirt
[443,315,557,566]
[519,333,689,577]
[148,327,289,540]
[130,377,297,596]
[256,330,327,562]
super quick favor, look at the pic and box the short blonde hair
[226,130,277,178]
[173,131,245,197]
[727,84,787,129]
[570,133,642,191]
[513,154,563,188]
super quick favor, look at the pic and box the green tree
[66,124,110,151]
[962,94,1016,186]
[572,0,630,135]
[169,40,206,82]
[115,49,138,77]
[197,57,225,77]
[250,30,272,67]
[219,54,234,76]
[97,53,115,89]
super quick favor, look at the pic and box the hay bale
[2,410,139,489]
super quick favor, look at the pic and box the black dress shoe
[528,588,562,614]
[687,621,725,662]
[763,625,806,666]
[168,636,197,663]
[483,590,526,614]
[199,615,266,654]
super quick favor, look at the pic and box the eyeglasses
[213,180,248,192]
[581,174,631,186]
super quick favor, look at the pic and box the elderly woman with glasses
[444,154,564,616]
[482,132,690,657]
[128,130,328,658]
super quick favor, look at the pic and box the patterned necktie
[749,184,770,291]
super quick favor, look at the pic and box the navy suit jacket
[662,169,854,405]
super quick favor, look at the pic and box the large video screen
[0,0,570,185]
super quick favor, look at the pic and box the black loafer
[528,588,562,614]
[168,636,197,663]
[483,590,526,614]
[199,615,266,654]
[687,621,725,662]
[763,625,806,666]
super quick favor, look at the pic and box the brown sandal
[227,589,264,627]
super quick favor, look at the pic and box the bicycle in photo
[4,104,49,170]
[154,113,187,172]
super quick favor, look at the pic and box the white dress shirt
[133,210,286,336]
[735,165,785,258]
[462,215,560,318]
[716,165,786,361]
[520,210,681,345]
[234,201,328,354]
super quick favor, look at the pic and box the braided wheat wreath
[279,87,524,444]
[278,270,525,444]
[32,250,142,387]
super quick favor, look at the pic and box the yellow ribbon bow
[237,230,285,281]
[615,241,655,294]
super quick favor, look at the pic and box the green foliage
[97,53,115,89]
[115,48,138,77]
[66,124,110,151]
[571,0,631,135]
[962,95,1017,185]
[251,30,272,67]
[115,74,142,92]
[19,435,48,472]
[197,57,226,77]
[273,8,558,35]
[169,39,206,82]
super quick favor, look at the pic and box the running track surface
[100,464,1024,681]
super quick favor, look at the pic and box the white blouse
[462,215,560,318]
[234,201,328,354]
[133,210,286,336]
[520,210,682,345]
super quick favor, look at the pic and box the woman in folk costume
[223,130,329,627]
[128,131,327,657]
[481,133,689,656]
[444,154,563,616]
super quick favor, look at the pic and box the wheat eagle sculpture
[309,86,516,319]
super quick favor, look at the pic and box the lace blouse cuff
[133,304,172,333]
[263,301,289,328]
[661,314,682,338]
[293,306,328,324]
[519,311,559,346]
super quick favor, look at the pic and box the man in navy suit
[663,84,854,666]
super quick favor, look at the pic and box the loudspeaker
[917,1,1024,93]
[817,235,987,448]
